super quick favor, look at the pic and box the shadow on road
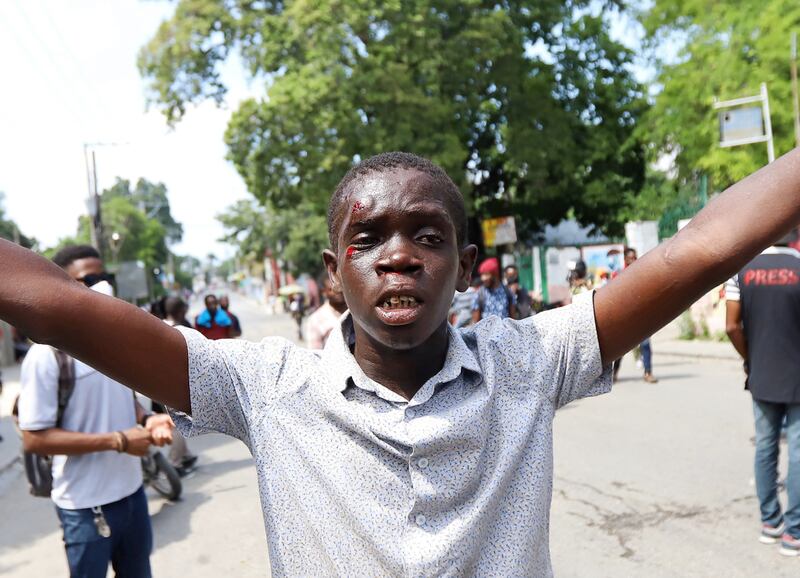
[148,452,254,551]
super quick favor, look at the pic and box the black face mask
[79,272,115,288]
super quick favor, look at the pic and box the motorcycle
[141,447,182,501]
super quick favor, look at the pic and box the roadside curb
[652,340,739,362]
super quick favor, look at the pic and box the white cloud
[0,0,257,259]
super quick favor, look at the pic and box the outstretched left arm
[595,148,800,366]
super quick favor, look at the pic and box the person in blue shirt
[471,257,516,322]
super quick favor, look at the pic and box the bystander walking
[194,294,232,340]
[505,264,534,319]
[306,279,347,349]
[219,295,242,337]
[612,248,658,383]
[15,245,173,578]
[726,229,800,556]
[472,257,516,322]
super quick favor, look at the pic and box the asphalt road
[0,295,796,577]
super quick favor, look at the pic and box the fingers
[150,426,173,446]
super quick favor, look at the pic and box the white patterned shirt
[169,292,611,577]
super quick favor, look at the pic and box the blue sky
[0,0,257,259]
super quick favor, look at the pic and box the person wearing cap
[472,257,517,323]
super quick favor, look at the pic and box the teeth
[381,296,419,309]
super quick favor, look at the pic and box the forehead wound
[348,194,374,214]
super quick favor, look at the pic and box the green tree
[640,0,800,188]
[0,192,36,249]
[217,198,328,276]
[140,0,647,241]
[103,178,184,243]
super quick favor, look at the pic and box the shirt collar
[321,311,483,405]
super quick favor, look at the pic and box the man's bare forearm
[595,147,800,365]
[22,428,116,456]
[0,240,191,412]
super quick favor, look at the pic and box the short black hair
[624,247,637,256]
[327,152,468,249]
[204,294,217,305]
[164,296,187,318]
[52,245,100,270]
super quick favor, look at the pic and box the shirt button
[406,408,416,418]
[417,457,429,469]
[415,514,427,527]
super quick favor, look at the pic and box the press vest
[738,249,800,403]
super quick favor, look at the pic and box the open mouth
[379,295,420,310]
[376,295,423,326]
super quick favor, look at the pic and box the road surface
[0,295,796,576]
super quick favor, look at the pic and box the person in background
[726,229,800,556]
[16,245,173,578]
[612,248,658,383]
[306,278,347,349]
[163,296,192,328]
[289,293,305,340]
[505,264,534,319]
[450,276,481,328]
[219,295,242,338]
[568,260,593,296]
[194,294,232,340]
[159,296,198,475]
[472,257,517,322]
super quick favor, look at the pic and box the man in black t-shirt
[726,229,800,557]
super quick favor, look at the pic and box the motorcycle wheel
[150,452,183,501]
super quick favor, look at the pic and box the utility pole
[83,141,128,258]
[83,144,104,258]
[792,32,800,147]
[761,83,776,163]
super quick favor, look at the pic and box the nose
[375,235,423,277]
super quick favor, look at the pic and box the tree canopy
[140,0,648,272]
[640,0,800,189]
[217,198,327,275]
[0,192,36,249]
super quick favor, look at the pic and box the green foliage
[217,198,328,276]
[621,170,706,239]
[140,0,648,247]
[78,181,170,268]
[640,0,800,189]
[678,310,696,340]
[0,192,36,249]
[103,178,183,243]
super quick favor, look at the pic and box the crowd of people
[2,148,800,576]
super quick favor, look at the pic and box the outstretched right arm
[0,240,191,412]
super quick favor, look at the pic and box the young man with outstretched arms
[1,150,800,576]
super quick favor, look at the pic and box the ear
[322,249,341,291]
[456,244,478,292]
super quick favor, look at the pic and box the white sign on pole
[719,107,764,144]
[713,83,775,163]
